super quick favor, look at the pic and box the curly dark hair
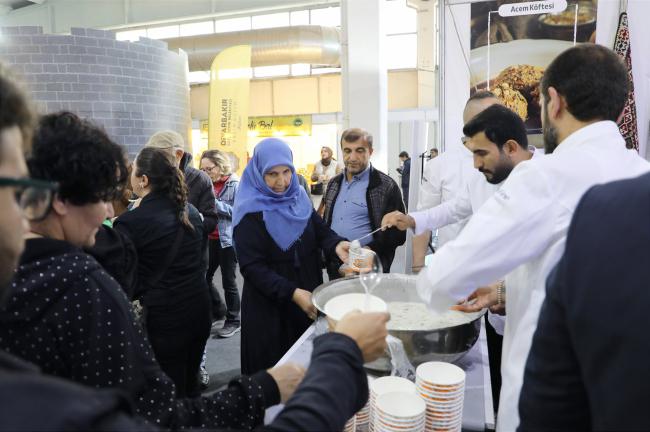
[134,147,193,231]
[0,63,35,160]
[28,111,128,205]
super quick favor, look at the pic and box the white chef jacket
[416,121,650,431]
[412,146,541,236]
[412,147,540,335]
[418,145,472,247]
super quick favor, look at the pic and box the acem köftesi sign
[498,0,567,17]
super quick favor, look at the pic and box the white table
[265,319,495,430]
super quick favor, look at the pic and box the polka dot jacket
[0,238,280,430]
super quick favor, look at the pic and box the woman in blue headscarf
[233,138,350,374]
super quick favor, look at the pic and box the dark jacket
[265,333,368,432]
[322,166,406,272]
[114,192,206,307]
[234,210,344,375]
[0,237,280,430]
[0,349,153,431]
[180,152,218,234]
[0,333,366,432]
[85,224,138,299]
[519,172,650,431]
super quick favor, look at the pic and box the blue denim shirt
[215,174,239,248]
[330,166,373,245]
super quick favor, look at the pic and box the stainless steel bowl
[312,273,485,373]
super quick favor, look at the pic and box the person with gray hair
[145,130,218,235]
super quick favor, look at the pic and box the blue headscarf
[232,138,313,251]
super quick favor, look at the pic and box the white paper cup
[416,362,465,387]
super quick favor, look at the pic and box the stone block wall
[0,26,191,158]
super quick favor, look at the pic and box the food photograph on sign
[469,0,598,135]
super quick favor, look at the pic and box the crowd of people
[0,40,647,432]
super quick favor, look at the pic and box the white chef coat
[416,121,650,431]
[418,145,472,247]
[412,146,540,335]
[411,146,541,236]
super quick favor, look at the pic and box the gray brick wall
[0,26,191,159]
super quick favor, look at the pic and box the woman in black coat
[115,147,211,398]
[233,138,350,375]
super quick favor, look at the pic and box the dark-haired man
[383,104,538,239]
[322,128,406,277]
[396,151,411,208]
[416,44,650,431]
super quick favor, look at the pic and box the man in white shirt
[416,44,650,431]
[412,92,502,270]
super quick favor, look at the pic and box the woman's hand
[335,241,350,264]
[292,288,317,320]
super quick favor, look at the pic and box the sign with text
[208,45,251,175]
[248,115,312,138]
[498,0,567,17]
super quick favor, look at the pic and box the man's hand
[335,241,350,265]
[292,288,317,320]
[381,211,416,231]
[335,310,390,363]
[267,363,306,403]
[452,283,499,313]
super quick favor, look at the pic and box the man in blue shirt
[322,128,406,279]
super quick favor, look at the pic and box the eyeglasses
[0,177,58,222]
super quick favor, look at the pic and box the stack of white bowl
[415,362,466,432]
[374,392,426,432]
[368,376,416,432]
[343,416,356,432]
[355,400,370,430]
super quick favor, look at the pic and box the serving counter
[265,318,496,431]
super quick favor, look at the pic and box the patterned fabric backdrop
[613,12,639,151]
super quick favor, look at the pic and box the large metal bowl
[312,273,485,373]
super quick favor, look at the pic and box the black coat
[0,333,366,432]
[519,172,650,431]
[85,224,138,299]
[114,193,207,307]
[265,333,368,432]
[181,152,218,234]
[0,349,153,431]
[0,237,279,429]
[234,210,344,375]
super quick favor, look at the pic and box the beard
[321,157,332,166]
[482,164,513,184]
[480,152,514,185]
[543,103,560,154]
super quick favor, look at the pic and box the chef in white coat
[411,92,501,270]
[383,104,542,334]
[416,44,650,431]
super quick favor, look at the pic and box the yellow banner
[248,115,312,138]
[208,45,251,175]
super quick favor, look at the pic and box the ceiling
[0,0,44,13]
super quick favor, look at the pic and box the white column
[408,0,436,109]
[341,0,389,172]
